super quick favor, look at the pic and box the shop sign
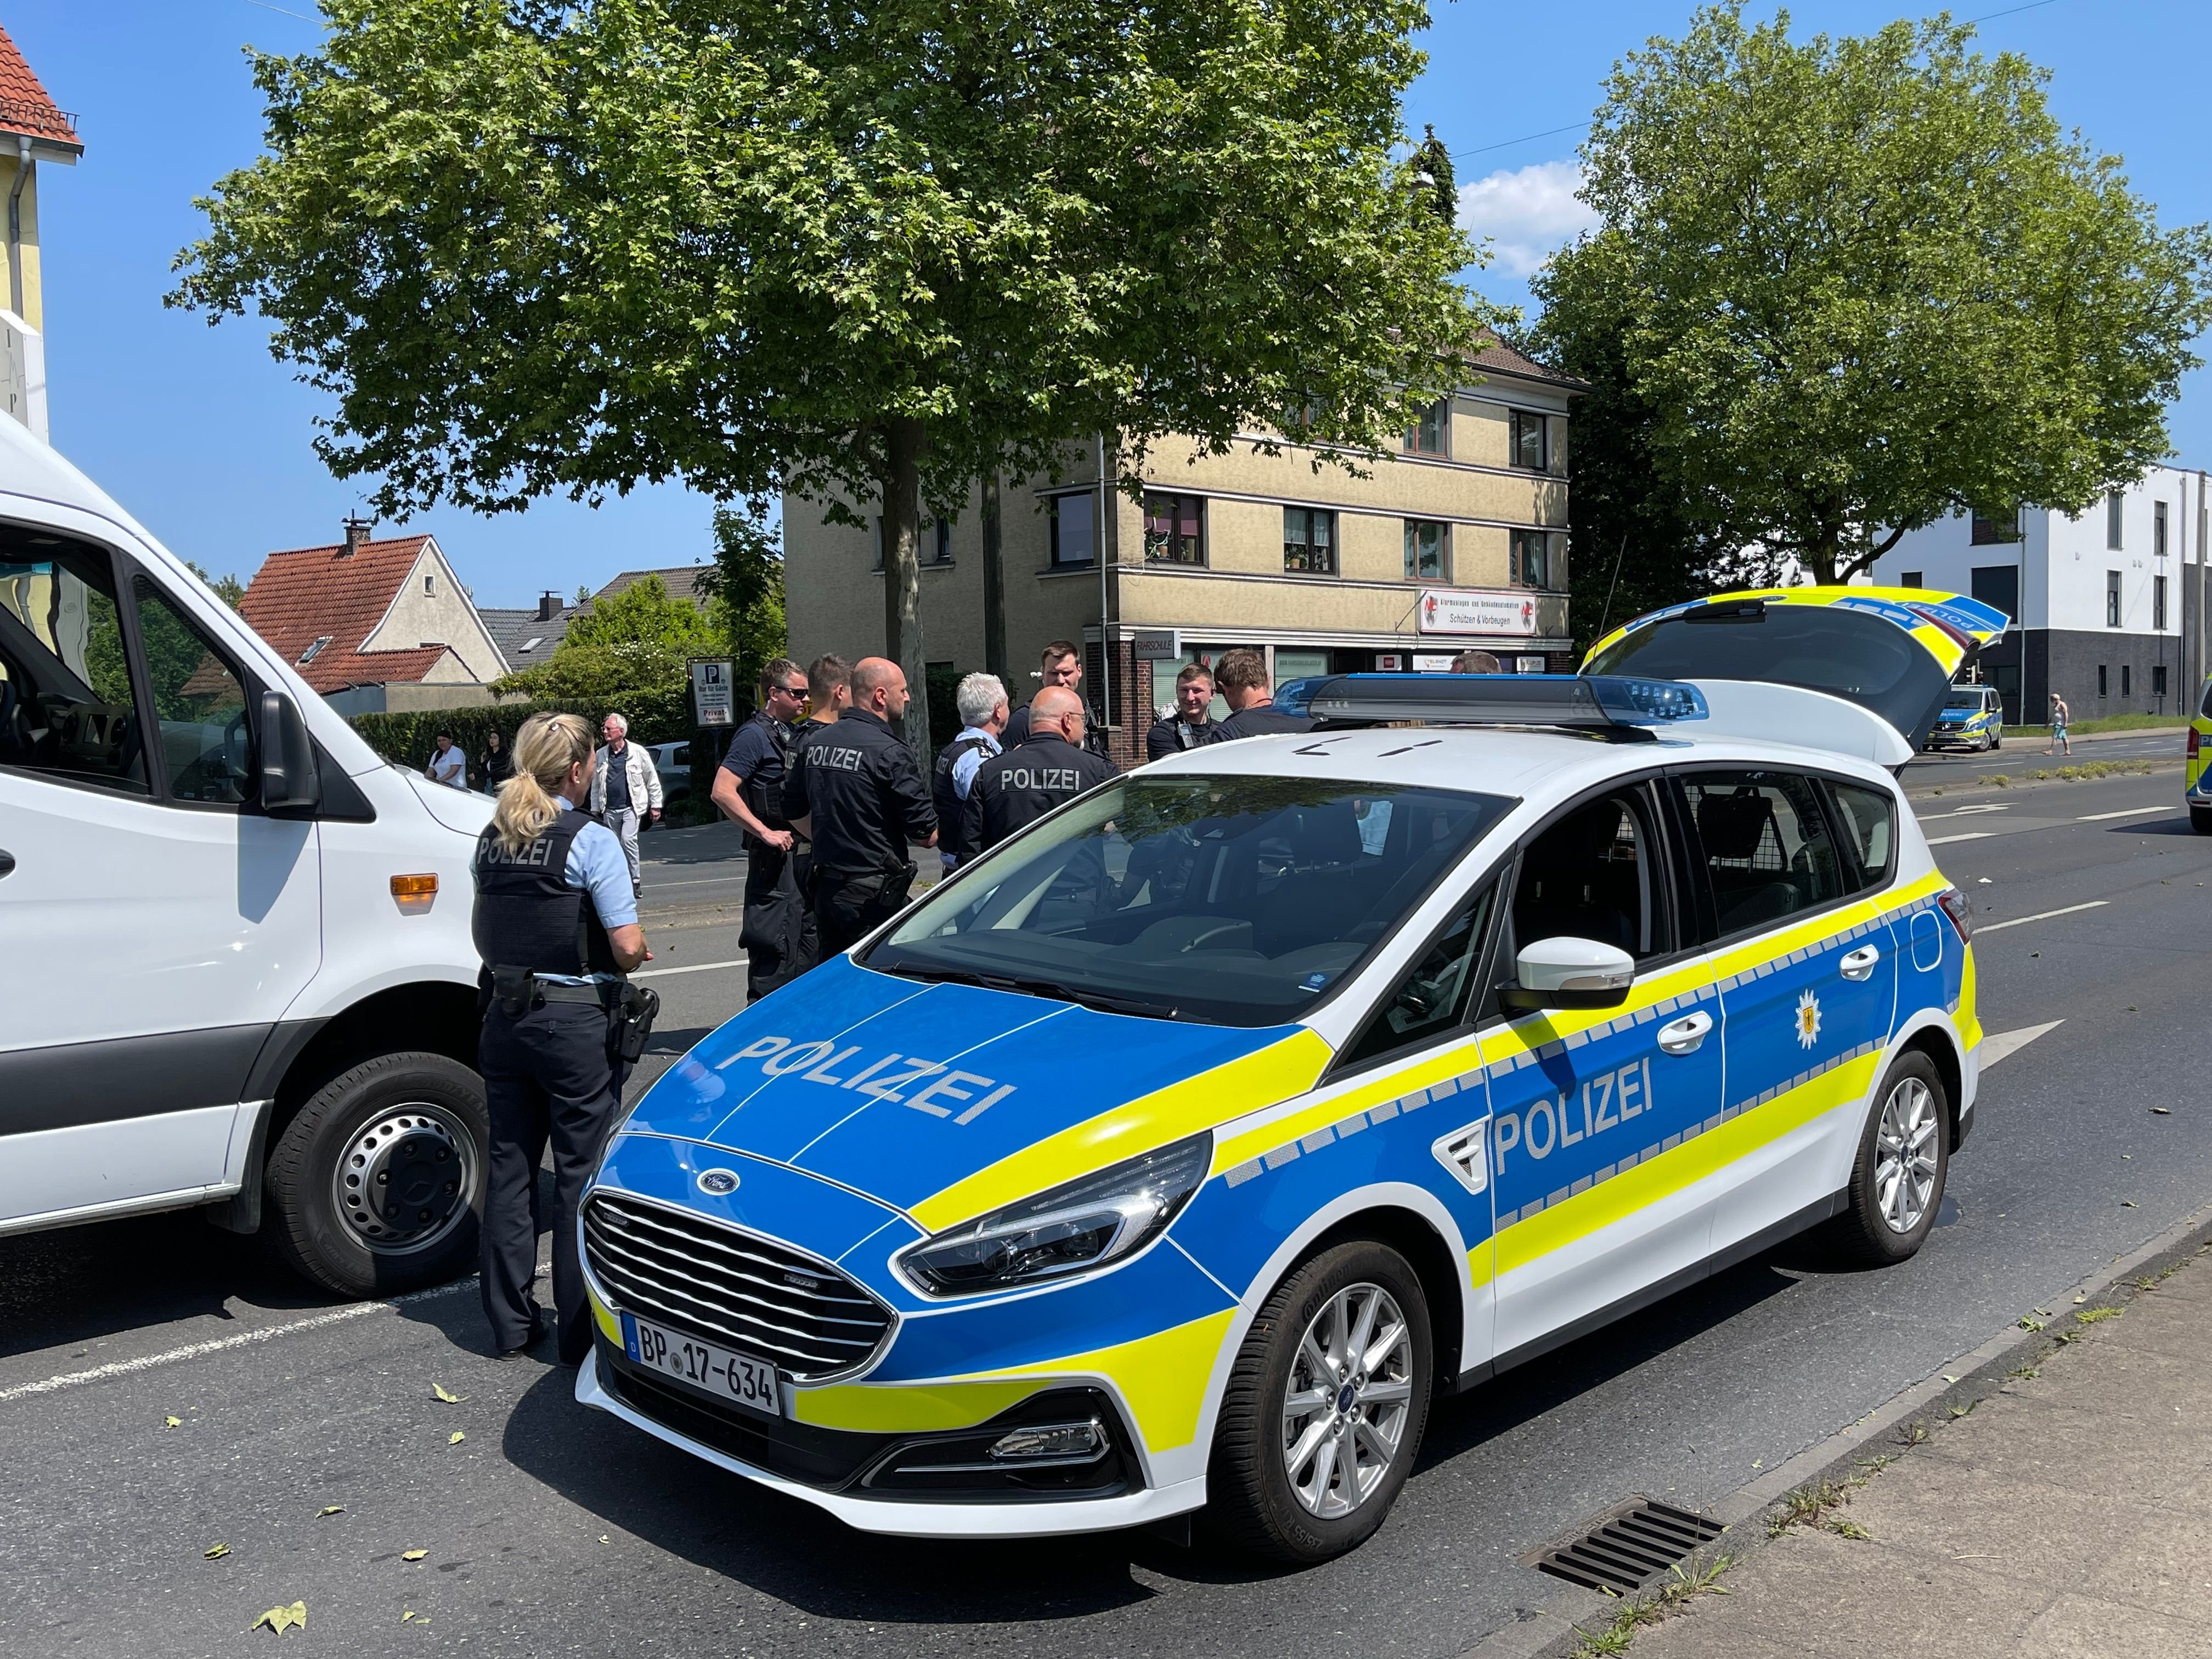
[1417,588,1539,636]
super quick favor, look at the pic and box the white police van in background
[0,419,492,1295]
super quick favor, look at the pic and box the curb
[1453,1199,2212,1659]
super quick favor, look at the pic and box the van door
[1675,768,1897,1256]
[1482,782,1725,1362]
[0,529,321,1227]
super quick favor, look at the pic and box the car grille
[582,1190,894,1381]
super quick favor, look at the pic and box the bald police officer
[965,685,1118,853]
[785,656,936,958]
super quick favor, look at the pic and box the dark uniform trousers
[740,838,813,998]
[812,867,913,960]
[478,997,625,1361]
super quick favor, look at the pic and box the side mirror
[1499,936,1634,1012]
[259,690,323,813]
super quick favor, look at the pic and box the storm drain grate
[1523,1497,1726,1594]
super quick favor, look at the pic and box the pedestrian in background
[2049,692,2071,756]
[1451,650,1501,674]
[1002,639,1113,760]
[470,713,647,1363]
[1200,648,1317,743]
[933,672,1008,874]
[785,657,936,958]
[711,658,810,1000]
[425,731,468,789]
[589,712,662,898]
[967,685,1118,854]
[1146,664,1216,761]
[475,726,514,793]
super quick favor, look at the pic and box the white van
[0,421,490,1296]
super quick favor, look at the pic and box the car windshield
[1943,691,1984,710]
[865,775,1513,1027]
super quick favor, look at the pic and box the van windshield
[1944,691,1985,710]
[865,775,1512,1026]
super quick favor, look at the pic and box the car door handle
[1840,945,1881,981]
[1657,1011,1712,1055]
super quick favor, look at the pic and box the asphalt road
[6,761,2208,1658]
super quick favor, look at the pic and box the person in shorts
[2048,692,2070,756]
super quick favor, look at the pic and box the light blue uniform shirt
[950,725,1001,797]
[537,798,640,984]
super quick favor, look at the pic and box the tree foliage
[493,574,707,740]
[170,0,1491,757]
[1533,3,2212,585]
[693,498,788,706]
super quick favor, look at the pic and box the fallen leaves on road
[251,1601,307,1635]
[448,1431,465,1445]
[402,1550,428,1562]
[431,1383,467,1404]
[317,1506,345,1518]
[403,1610,428,1623]
[163,1415,182,1428]
[204,1543,230,1560]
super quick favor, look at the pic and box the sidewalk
[1623,1245,2212,1658]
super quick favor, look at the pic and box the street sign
[1130,630,1180,660]
[689,658,736,727]
[1417,588,1539,636]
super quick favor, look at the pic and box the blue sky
[10,0,2208,606]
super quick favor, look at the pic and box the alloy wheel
[1280,1282,1415,1519]
[1874,1076,1940,1234]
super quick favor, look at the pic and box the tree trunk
[879,417,931,765]
[981,469,1007,680]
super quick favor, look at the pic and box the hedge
[346,700,614,775]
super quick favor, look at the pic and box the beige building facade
[784,344,1579,763]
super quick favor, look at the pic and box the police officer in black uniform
[710,657,809,999]
[1198,647,1317,743]
[966,685,1120,851]
[1001,639,1113,760]
[471,713,650,1363]
[777,653,851,964]
[930,671,1008,876]
[785,656,937,957]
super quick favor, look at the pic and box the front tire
[1205,1240,1432,1563]
[265,1052,488,1297]
[1821,1050,1949,1267]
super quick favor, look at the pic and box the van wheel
[1989,732,2001,751]
[2192,806,2212,836]
[265,1053,488,1297]
[1205,1240,1432,1563]
[1820,1050,1949,1267]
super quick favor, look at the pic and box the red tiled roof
[237,534,464,692]
[1470,338,1583,389]
[0,25,77,149]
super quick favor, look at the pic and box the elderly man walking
[589,712,662,898]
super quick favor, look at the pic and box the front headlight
[895,1133,1212,1299]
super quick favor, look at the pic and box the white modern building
[1869,462,2210,724]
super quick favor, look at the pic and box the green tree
[170,0,1489,759]
[561,572,716,654]
[693,498,788,708]
[185,560,247,610]
[1533,4,2212,585]
[494,574,708,741]
[1412,125,1455,226]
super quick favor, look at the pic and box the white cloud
[1456,160,1599,278]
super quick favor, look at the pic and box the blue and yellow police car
[574,587,2001,1562]
[2187,673,2211,835]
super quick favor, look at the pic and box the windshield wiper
[883,962,1180,1021]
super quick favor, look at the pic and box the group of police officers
[466,637,1315,1361]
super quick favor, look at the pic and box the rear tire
[1205,1240,1432,1564]
[1819,1049,1949,1268]
[265,1052,488,1297]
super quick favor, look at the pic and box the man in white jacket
[589,712,663,898]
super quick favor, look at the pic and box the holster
[611,983,661,1063]
[490,964,536,1017]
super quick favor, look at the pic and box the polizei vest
[471,811,623,978]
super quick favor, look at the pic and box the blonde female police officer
[472,713,649,1361]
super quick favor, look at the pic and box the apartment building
[783,342,1581,762]
[1870,463,2210,724]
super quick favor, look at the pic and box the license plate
[620,1313,782,1418]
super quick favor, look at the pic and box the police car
[1926,684,2004,753]
[2187,674,2212,835]
[574,587,1998,1562]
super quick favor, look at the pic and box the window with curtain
[1143,493,1205,565]
[1402,399,1449,456]
[1283,507,1336,574]
[1403,520,1448,581]
[1511,529,1553,589]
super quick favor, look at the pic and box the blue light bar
[1274,674,1709,730]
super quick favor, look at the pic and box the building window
[2154,664,2169,699]
[1511,528,1554,589]
[2154,500,2169,558]
[1403,399,1449,456]
[2107,571,2121,627]
[930,518,951,565]
[1403,520,1449,581]
[1048,493,1095,567]
[1283,507,1336,575]
[1970,565,2020,626]
[2155,574,2169,631]
[1898,571,1923,589]
[2121,664,2132,698]
[424,574,435,595]
[2097,664,2108,697]
[297,635,332,666]
[1142,492,1205,565]
[1509,410,1548,472]
[1970,507,2020,545]
[877,517,954,570]
[2107,490,2124,550]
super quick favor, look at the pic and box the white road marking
[0,1271,532,1405]
[1918,804,2012,820]
[1976,900,2111,934]
[2076,805,2174,822]
[1978,1020,2063,1070]
[1927,831,1997,845]
[642,872,749,889]
[634,957,747,980]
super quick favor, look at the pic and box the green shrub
[346,700,611,772]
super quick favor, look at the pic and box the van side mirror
[1499,936,1635,1012]
[258,690,322,813]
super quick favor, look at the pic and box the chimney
[340,514,373,558]
[538,589,561,622]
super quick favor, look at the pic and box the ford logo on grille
[695,1169,741,1197]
